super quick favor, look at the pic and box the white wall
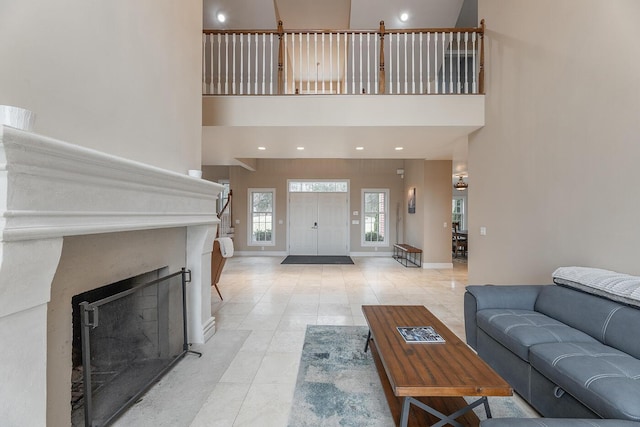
[0,0,203,171]
[470,0,640,283]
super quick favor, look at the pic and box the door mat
[281,255,354,265]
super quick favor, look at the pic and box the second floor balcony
[203,20,485,96]
[201,21,486,166]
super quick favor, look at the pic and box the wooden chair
[211,240,226,300]
[452,222,468,258]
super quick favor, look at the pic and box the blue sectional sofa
[464,267,640,422]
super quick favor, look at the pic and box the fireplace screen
[73,269,189,426]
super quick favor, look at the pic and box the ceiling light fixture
[258,146,266,150]
[217,13,226,23]
[395,147,403,151]
[454,176,468,191]
[356,146,364,150]
[296,146,304,150]
[400,12,409,22]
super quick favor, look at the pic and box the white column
[186,224,218,344]
[0,238,63,426]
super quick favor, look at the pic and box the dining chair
[452,222,467,257]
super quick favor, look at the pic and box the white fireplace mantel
[0,125,223,425]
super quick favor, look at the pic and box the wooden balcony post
[277,20,284,94]
[378,21,386,94]
[479,19,485,95]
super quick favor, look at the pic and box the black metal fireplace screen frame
[79,268,191,426]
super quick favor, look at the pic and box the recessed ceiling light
[395,147,404,151]
[258,146,266,150]
[217,13,226,23]
[356,147,364,150]
[400,12,409,22]
[297,146,305,150]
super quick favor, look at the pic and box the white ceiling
[203,0,476,31]
[201,0,479,168]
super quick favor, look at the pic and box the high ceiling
[203,0,477,31]
[202,0,478,170]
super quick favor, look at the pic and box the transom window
[289,181,348,193]
[248,189,275,246]
[362,189,389,246]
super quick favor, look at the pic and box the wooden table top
[362,305,512,398]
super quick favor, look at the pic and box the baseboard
[349,252,393,257]
[234,251,288,257]
[422,262,454,269]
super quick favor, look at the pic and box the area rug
[288,325,392,426]
[281,255,354,265]
[288,325,534,427]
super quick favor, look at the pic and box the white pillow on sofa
[553,266,640,308]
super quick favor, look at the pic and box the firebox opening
[70,267,188,427]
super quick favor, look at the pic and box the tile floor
[119,255,530,426]
[195,256,470,427]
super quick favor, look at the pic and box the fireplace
[70,268,188,426]
[0,126,223,426]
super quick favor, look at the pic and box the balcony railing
[203,20,485,96]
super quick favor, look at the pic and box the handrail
[216,189,232,239]
[217,189,232,220]
[202,19,485,96]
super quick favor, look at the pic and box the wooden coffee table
[362,305,512,427]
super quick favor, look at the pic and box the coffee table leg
[400,397,411,427]
[364,330,371,352]
[399,396,491,427]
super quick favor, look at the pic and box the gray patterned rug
[288,325,534,427]
[288,325,392,426]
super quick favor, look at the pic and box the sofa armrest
[464,285,547,350]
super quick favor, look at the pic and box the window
[452,196,465,230]
[362,189,388,246]
[289,181,348,192]
[248,189,275,245]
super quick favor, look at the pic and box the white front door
[289,193,318,255]
[289,192,348,255]
[317,193,348,255]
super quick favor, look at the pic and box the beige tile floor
[189,256,473,427]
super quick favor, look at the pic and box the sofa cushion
[535,285,625,342]
[605,306,640,360]
[530,342,640,421]
[477,309,597,361]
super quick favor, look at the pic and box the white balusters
[427,33,431,94]
[351,33,355,94]
[396,33,400,94]
[343,32,348,94]
[403,33,408,94]
[240,34,244,95]
[232,34,237,94]
[201,26,483,96]
[262,33,266,94]
[374,32,378,94]
[472,31,477,94]
[329,33,333,94]
[283,32,287,95]
[419,32,423,94]
[388,33,393,94]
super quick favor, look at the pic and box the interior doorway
[288,181,349,256]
